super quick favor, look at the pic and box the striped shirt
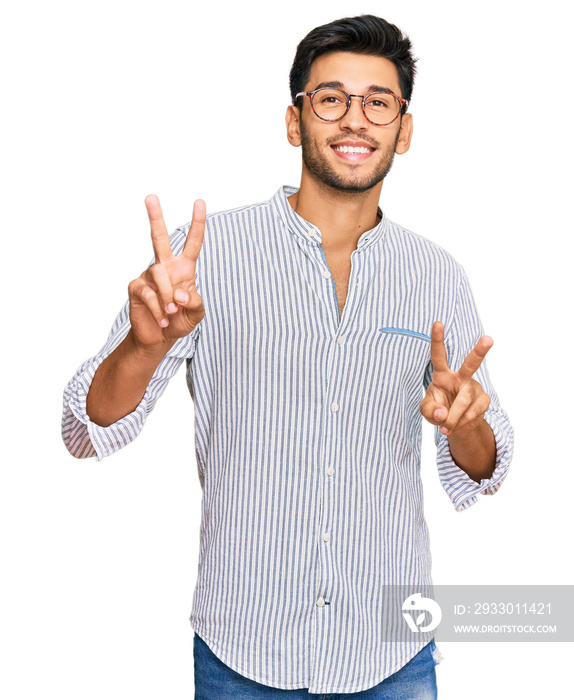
[62,185,513,694]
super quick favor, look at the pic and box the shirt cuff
[435,407,514,512]
[62,348,186,461]
[63,355,151,461]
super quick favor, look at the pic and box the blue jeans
[194,633,439,699]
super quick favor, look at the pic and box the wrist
[446,418,490,448]
[126,329,176,364]
[87,331,174,427]
[447,420,496,483]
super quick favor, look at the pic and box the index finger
[145,194,173,263]
[430,321,450,372]
[458,335,494,382]
[181,199,206,261]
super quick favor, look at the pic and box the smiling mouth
[332,145,374,154]
[331,144,375,160]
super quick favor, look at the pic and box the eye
[314,89,347,107]
[366,96,393,110]
[318,94,344,104]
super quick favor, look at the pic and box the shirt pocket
[378,327,431,342]
[374,327,432,407]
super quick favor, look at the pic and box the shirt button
[322,269,331,279]
[337,335,346,345]
[317,598,326,607]
[323,533,330,542]
[331,403,339,412]
[308,229,316,237]
[327,467,335,477]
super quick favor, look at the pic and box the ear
[285,104,302,147]
[395,112,413,155]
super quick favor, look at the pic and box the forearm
[447,420,496,483]
[86,330,175,427]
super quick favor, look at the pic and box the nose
[338,94,369,132]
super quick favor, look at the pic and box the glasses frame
[295,87,408,127]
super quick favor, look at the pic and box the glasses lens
[311,89,348,121]
[364,92,401,125]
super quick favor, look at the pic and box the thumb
[174,288,190,305]
[173,287,204,324]
[419,396,448,426]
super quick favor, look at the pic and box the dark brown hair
[289,15,418,113]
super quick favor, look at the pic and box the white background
[1,0,572,697]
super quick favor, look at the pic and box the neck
[288,168,383,255]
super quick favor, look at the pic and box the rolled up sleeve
[62,223,202,460]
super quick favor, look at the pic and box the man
[62,14,513,699]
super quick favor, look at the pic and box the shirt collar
[271,185,388,251]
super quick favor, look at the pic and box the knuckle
[148,264,163,282]
[188,297,204,312]
[468,360,480,373]
[129,270,151,293]
[467,407,480,422]
[128,280,145,298]
[474,397,489,418]
[142,287,157,303]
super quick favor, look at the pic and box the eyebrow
[313,80,399,95]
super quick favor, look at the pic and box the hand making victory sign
[420,321,493,438]
[128,195,206,350]
[86,195,206,428]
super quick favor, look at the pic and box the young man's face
[287,52,412,194]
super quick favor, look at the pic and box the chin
[307,162,393,194]
[301,144,396,196]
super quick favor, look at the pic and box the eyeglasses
[295,87,408,126]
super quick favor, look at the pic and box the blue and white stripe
[62,185,513,694]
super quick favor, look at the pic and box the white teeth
[334,145,371,154]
